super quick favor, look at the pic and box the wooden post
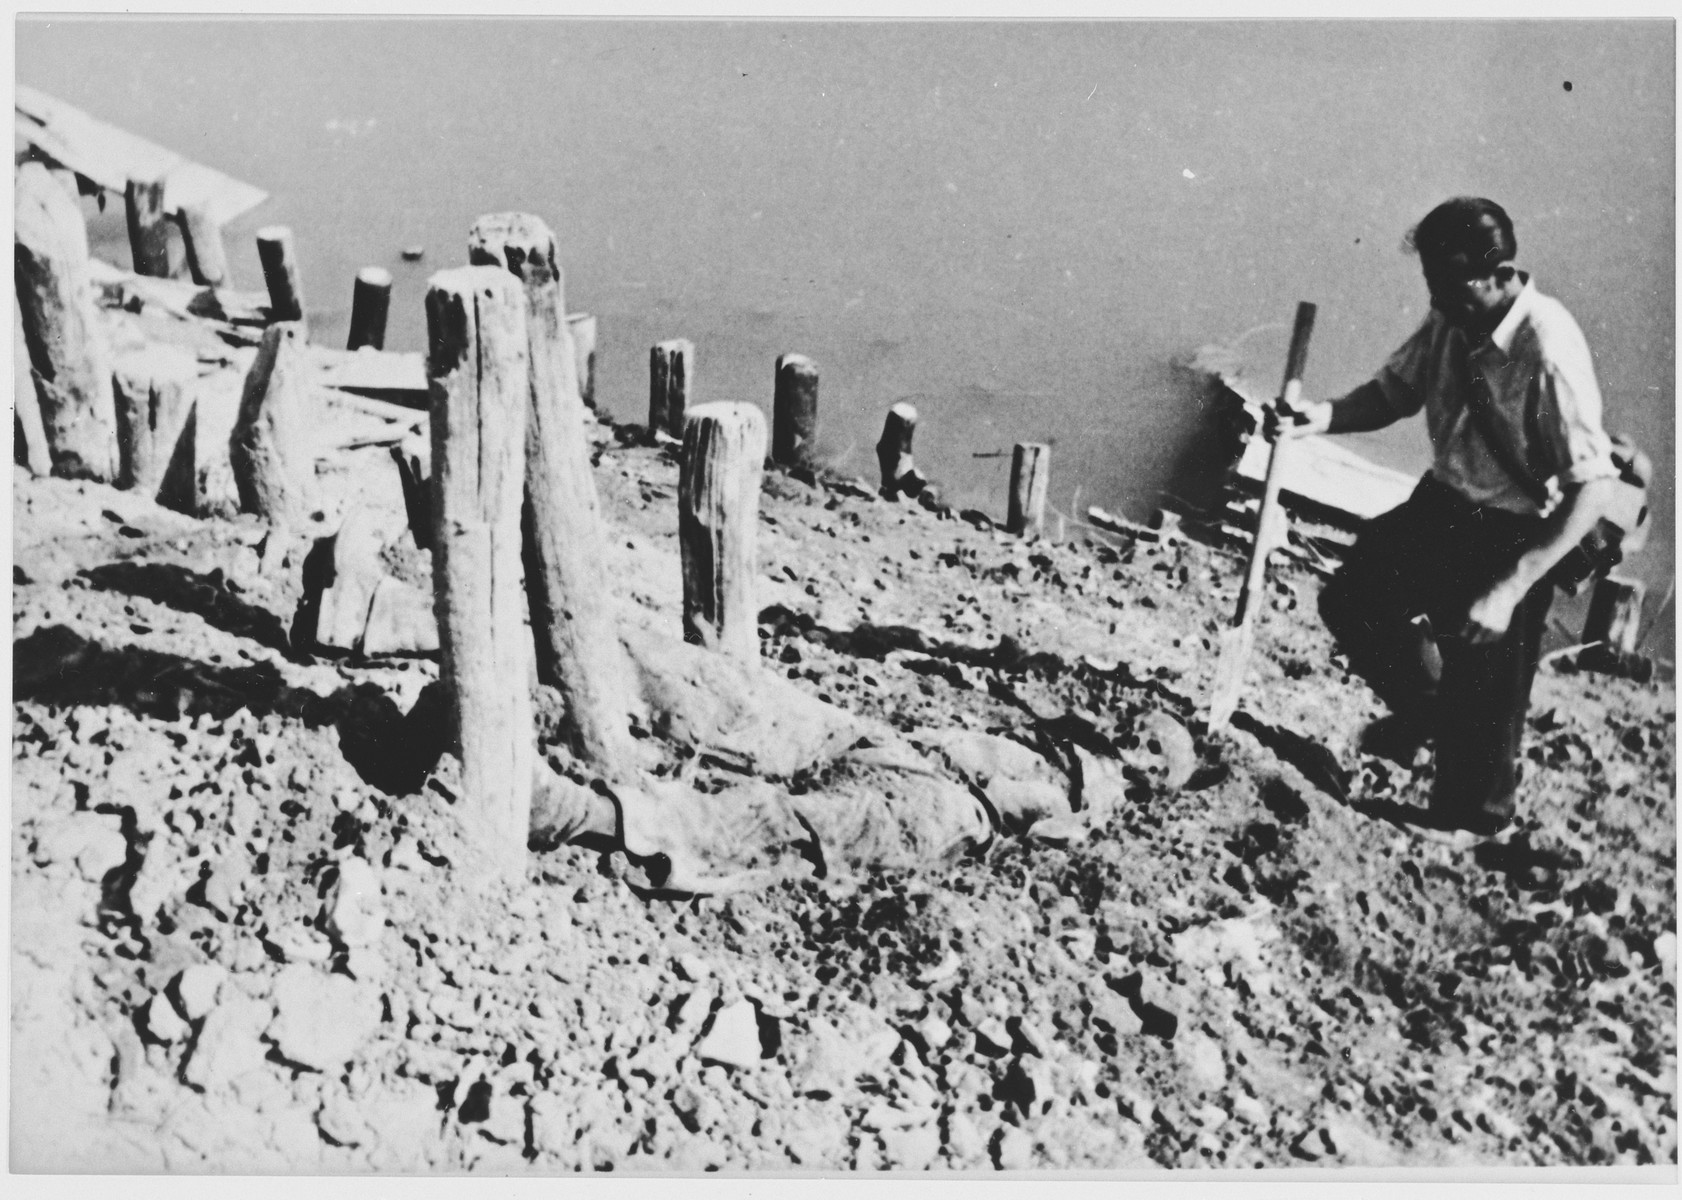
[179,205,229,288]
[877,402,921,499]
[772,353,818,469]
[427,265,536,883]
[1007,442,1050,537]
[124,176,178,278]
[347,267,393,351]
[1584,575,1646,655]
[649,338,693,439]
[14,160,119,481]
[680,402,768,662]
[468,212,638,774]
[12,303,52,475]
[113,344,197,498]
[567,313,597,409]
[256,225,308,332]
[229,321,319,531]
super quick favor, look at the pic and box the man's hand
[1262,398,1333,442]
[1462,576,1529,644]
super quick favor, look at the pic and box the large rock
[267,964,383,1071]
[327,856,386,948]
[182,991,274,1093]
[696,999,762,1070]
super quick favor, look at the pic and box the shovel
[1207,300,1317,732]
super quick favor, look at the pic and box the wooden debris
[256,225,307,330]
[112,343,197,498]
[649,338,693,439]
[772,353,819,469]
[680,402,769,663]
[1007,442,1050,538]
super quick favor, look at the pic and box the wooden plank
[314,348,429,400]
[16,84,268,227]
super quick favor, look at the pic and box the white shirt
[1373,275,1617,516]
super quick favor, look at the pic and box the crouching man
[1271,196,1619,839]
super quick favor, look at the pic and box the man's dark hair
[1404,197,1517,267]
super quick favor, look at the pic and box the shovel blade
[1207,619,1255,732]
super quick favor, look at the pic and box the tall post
[347,267,393,351]
[256,225,308,333]
[113,344,198,498]
[877,402,920,499]
[229,322,319,531]
[1584,575,1646,655]
[179,205,229,287]
[649,338,693,439]
[1007,442,1050,538]
[14,161,119,481]
[680,402,768,663]
[772,353,819,470]
[124,176,177,278]
[566,313,597,409]
[12,303,52,476]
[468,212,638,775]
[427,265,536,885]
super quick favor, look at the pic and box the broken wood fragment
[113,343,197,499]
[649,338,693,439]
[876,402,924,500]
[1007,442,1049,538]
[124,176,176,277]
[427,264,537,884]
[256,225,307,332]
[680,402,769,662]
[469,211,640,775]
[347,267,393,351]
[1583,574,1645,656]
[772,353,818,469]
[567,313,597,408]
[179,204,229,287]
[14,160,119,481]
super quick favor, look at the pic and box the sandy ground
[10,322,1677,1176]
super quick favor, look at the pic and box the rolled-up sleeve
[1535,330,1616,488]
[1372,320,1434,419]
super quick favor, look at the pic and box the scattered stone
[1178,1030,1227,1093]
[946,1110,988,1163]
[992,1123,1034,1170]
[173,963,228,1021]
[880,1122,941,1170]
[917,1012,953,1051]
[140,993,189,1044]
[181,992,274,1093]
[267,964,382,1071]
[327,856,385,948]
[1231,1091,1268,1125]
[316,1089,373,1148]
[696,999,762,1070]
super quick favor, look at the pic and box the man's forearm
[1324,380,1401,435]
[1504,476,1620,592]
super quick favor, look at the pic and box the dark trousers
[1318,474,1553,825]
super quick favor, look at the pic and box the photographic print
[11,13,1676,1180]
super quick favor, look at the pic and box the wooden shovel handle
[1234,301,1317,625]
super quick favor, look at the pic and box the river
[19,17,1675,654]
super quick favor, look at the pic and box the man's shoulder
[1509,286,1595,370]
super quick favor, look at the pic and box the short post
[680,402,768,662]
[427,265,536,884]
[12,304,52,475]
[113,344,198,498]
[1584,574,1646,655]
[566,313,597,408]
[124,176,177,277]
[468,212,638,775]
[649,338,693,439]
[229,321,319,532]
[771,352,818,469]
[876,402,921,499]
[14,160,119,481]
[179,205,229,287]
[346,267,393,351]
[256,225,308,332]
[1007,442,1050,537]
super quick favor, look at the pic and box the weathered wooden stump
[468,212,638,774]
[1007,442,1050,537]
[124,176,177,277]
[680,402,769,663]
[14,160,119,481]
[390,431,433,550]
[772,353,818,469]
[12,304,52,476]
[256,225,308,331]
[179,205,229,287]
[347,267,393,351]
[113,344,198,498]
[1584,574,1645,656]
[229,321,320,536]
[877,402,926,500]
[567,313,598,409]
[427,265,537,883]
[649,338,693,439]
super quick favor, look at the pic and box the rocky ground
[11,348,1677,1175]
